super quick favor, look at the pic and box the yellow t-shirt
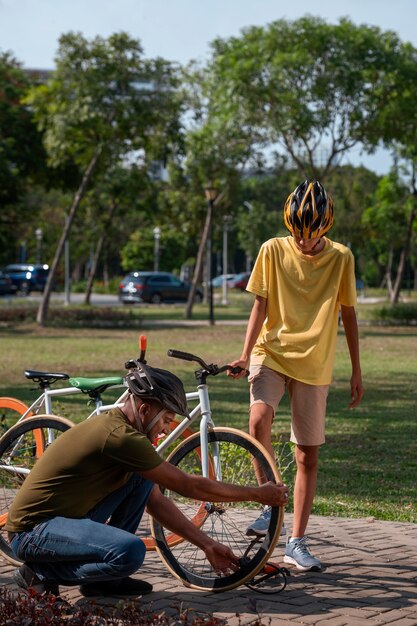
[247,236,356,385]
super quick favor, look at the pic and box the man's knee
[113,535,146,576]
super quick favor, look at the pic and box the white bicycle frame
[156,384,220,480]
[1,382,220,480]
[11,383,127,422]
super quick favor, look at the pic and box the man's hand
[227,358,249,379]
[257,481,289,506]
[204,541,239,575]
[349,370,364,408]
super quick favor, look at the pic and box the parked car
[0,271,17,295]
[210,274,236,288]
[229,272,251,290]
[2,264,50,294]
[119,271,203,304]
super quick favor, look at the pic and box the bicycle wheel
[150,427,284,592]
[0,415,73,566]
[0,397,32,435]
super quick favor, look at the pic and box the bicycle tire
[150,427,284,592]
[0,397,33,434]
[0,415,73,566]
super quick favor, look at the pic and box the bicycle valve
[139,335,147,363]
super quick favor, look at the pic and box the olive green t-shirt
[5,408,163,533]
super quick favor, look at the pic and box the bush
[370,302,417,324]
[0,305,144,328]
[0,587,230,625]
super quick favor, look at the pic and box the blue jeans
[10,474,154,585]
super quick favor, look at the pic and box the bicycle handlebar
[167,349,207,368]
[167,349,249,378]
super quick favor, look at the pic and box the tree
[27,31,182,324]
[0,52,48,264]
[362,171,411,299]
[174,62,266,319]
[204,17,408,180]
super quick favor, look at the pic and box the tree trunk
[184,203,212,320]
[385,247,394,302]
[84,199,117,305]
[36,147,102,325]
[390,206,416,304]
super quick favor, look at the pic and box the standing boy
[229,180,364,571]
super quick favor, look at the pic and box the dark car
[0,271,17,295]
[229,272,251,290]
[2,264,50,294]
[119,271,203,304]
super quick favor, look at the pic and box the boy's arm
[228,294,267,378]
[340,304,364,408]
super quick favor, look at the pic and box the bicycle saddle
[24,370,70,386]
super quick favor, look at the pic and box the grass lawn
[0,319,416,524]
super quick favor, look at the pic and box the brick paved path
[1,514,416,625]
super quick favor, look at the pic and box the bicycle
[0,348,286,592]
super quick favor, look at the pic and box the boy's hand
[349,371,364,408]
[227,359,249,379]
[257,481,289,506]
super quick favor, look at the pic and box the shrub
[370,302,417,324]
[0,305,144,328]
[0,587,230,625]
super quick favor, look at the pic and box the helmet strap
[144,407,168,435]
[130,393,144,433]
[129,393,168,436]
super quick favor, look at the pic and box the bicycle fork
[197,384,220,481]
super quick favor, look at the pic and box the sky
[2,0,417,174]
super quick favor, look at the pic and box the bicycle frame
[156,385,221,481]
[11,383,127,423]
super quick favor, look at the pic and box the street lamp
[205,184,217,326]
[222,215,232,305]
[35,228,43,264]
[243,201,254,272]
[153,226,161,272]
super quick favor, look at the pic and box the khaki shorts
[249,364,329,446]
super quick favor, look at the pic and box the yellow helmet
[284,180,334,238]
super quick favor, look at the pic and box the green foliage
[362,170,413,287]
[205,16,408,179]
[27,32,182,170]
[0,53,49,264]
[369,302,417,322]
[120,225,189,273]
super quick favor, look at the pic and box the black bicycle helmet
[284,180,334,238]
[125,361,189,418]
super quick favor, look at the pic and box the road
[0,292,121,307]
